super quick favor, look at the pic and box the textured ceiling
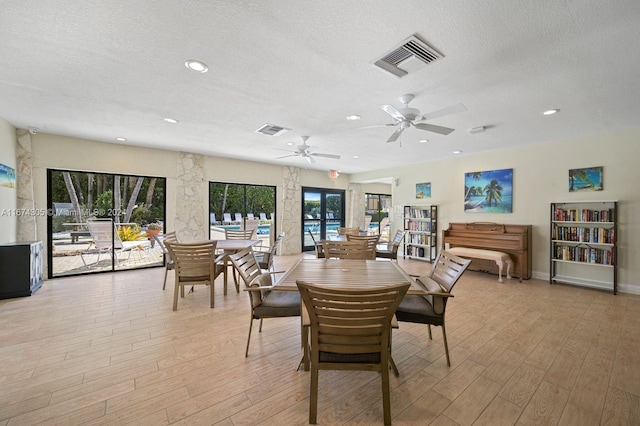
[1,0,639,174]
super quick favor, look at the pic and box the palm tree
[569,169,591,191]
[484,179,503,207]
[464,172,482,200]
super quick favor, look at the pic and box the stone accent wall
[279,166,301,255]
[16,130,37,242]
[174,152,206,242]
[348,183,365,230]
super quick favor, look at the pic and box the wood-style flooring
[1,253,639,425]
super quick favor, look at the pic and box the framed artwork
[0,163,16,188]
[415,182,431,199]
[464,168,513,213]
[569,166,603,192]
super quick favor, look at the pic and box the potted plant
[145,222,163,239]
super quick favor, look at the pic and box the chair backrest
[243,219,260,232]
[296,280,409,363]
[263,231,285,270]
[225,228,257,240]
[247,213,255,220]
[259,212,267,221]
[346,234,380,260]
[416,250,471,314]
[164,240,218,282]
[337,226,360,236]
[234,213,243,222]
[228,248,266,307]
[154,231,178,255]
[308,229,324,258]
[364,215,372,231]
[391,229,406,245]
[322,240,368,260]
[86,219,123,250]
[223,213,232,223]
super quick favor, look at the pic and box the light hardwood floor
[1,254,639,425]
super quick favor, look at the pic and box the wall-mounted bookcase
[403,205,437,262]
[550,200,617,294]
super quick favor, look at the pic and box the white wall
[352,128,640,295]
[0,118,17,243]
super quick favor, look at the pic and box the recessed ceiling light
[286,141,295,146]
[419,139,428,143]
[353,155,359,159]
[346,115,361,121]
[185,59,208,73]
[453,150,462,154]
[164,117,179,124]
[116,137,127,142]
[542,109,559,115]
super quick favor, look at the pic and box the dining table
[213,239,262,294]
[272,257,427,370]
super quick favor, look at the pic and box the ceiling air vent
[373,35,443,78]
[254,124,291,136]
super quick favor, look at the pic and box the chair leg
[427,324,433,340]
[441,323,451,367]
[209,280,215,308]
[162,266,169,290]
[381,357,392,425]
[245,317,254,357]
[309,362,319,424]
[302,324,310,371]
[258,318,264,333]
[173,282,180,311]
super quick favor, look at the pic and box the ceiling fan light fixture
[185,59,209,73]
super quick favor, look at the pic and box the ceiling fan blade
[310,153,341,159]
[380,104,406,121]
[414,122,455,135]
[418,103,467,121]
[276,154,298,159]
[305,156,315,164]
[387,127,404,143]
[358,123,398,130]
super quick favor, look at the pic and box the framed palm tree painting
[464,168,513,213]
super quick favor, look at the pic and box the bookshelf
[403,205,437,262]
[550,200,617,294]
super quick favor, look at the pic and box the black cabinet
[0,241,44,299]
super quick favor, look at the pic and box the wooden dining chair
[322,240,368,260]
[307,229,325,258]
[346,234,380,260]
[164,240,225,311]
[337,226,360,236]
[254,231,285,272]
[223,228,258,290]
[395,250,471,366]
[228,248,302,357]
[375,230,406,261]
[296,280,409,425]
[153,231,178,290]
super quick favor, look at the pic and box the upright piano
[442,222,532,280]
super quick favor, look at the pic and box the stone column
[16,129,37,242]
[174,152,206,242]
[348,183,365,230]
[280,166,301,255]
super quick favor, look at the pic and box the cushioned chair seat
[395,295,442,325]
[319,351,381,364]
[253,291,301,318]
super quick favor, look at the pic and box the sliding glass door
[209,181,276,244]
[47,169,166,277]
[302,187,345,251]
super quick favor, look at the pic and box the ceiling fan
[276,136,341,164]
[367,94,466,143]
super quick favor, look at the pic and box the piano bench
[447,247,513,283]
